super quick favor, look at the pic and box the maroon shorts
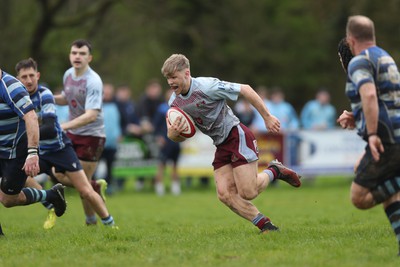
[212,123,259,170]
[67,132,105,162]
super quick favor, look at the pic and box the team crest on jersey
[71,99,77,108]
[196,100,206,107]
[195,117,203,125]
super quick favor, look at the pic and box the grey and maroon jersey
[169,77,241,145]
[62,67,105,137]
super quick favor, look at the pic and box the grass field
[1,177,399,267]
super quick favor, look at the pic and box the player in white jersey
[54,39,108,226]
[161,54,301,233]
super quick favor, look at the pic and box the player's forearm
[360,84,379,135]
[54,94,68,105]
[23,110,40,148]
[240,84,272,120]
[61,109,98,131]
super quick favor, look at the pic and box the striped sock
[385,201,400,251]
[371,177,400,204]
[101,215,115,226]
[252,213,270,230]
[21,188,47,205]
[263,169,275,183]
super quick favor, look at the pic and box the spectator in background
[267,88,299,131]
[251,87,299,134]
[153,89,182,196]
[137,79,163,133]
[135,79,163,190]
[99,83,122,195]
[301,88,336,130]
[115,85,140,136]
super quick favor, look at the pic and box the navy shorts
[0,157,28,195]
[0,136,28,195]
[355,143,400,189]
[212,123,259,170]
[39,144,83,174]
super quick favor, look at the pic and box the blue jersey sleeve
[348,55,375,92]
[1,73,34,117]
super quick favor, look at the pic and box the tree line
[1,0,400,112]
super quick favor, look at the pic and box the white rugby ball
[166,107,196,138]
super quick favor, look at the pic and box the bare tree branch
[53,0,119,28]
[30,0,119,62]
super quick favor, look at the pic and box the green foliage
[2,0,400,112]
[1,177,399,267]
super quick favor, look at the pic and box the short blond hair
[161,54,190,77]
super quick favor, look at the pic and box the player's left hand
[368,135,384,162]
[22,154,40,177]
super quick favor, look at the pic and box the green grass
[1,177,399,267]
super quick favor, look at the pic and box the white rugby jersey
[169,77,241,145]
[62,67,105,137]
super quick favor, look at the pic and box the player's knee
[238,188,257,200]
[77,187,92,199]
[0,197,14,208]
[351,195,371,210]
[217,190,232,206]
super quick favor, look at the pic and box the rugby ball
[166,107,196,138]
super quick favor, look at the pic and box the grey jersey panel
[169,77,241,145]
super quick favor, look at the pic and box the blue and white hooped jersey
[30,85,70,154]
[169,77,241,145]
[347,46,400,144]
[0,71,34,159]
